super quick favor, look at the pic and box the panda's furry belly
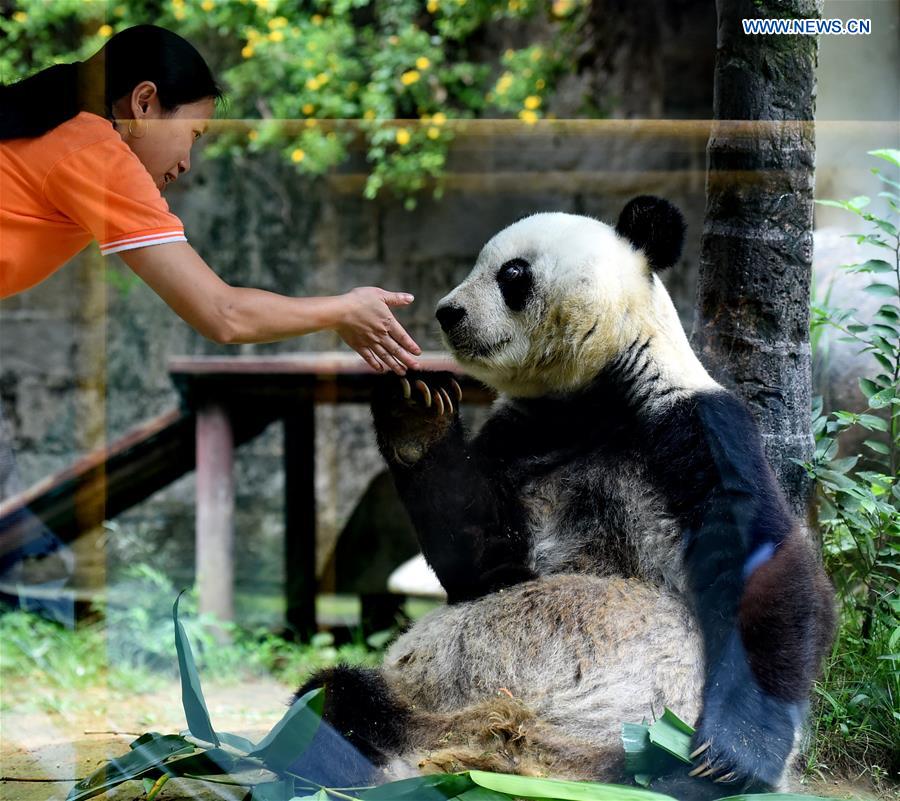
[518,457,686,594]
[382,574,703,780]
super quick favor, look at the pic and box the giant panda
[295,197,836,795]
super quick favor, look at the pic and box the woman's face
[114,83,214,192]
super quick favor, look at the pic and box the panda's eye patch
[497,258,533,311]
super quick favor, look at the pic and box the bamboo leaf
[173,592,220,747]
[468,771,678,801]
[65,735,194,801]
[218,731,258,753]
[453,789,513,801]
[247,688,324,772]
[647,709,694,763]
[359,773,475,799]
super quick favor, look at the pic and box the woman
[0,25,421,375]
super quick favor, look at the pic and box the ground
[1,676,291,801]
[1,675,893,801]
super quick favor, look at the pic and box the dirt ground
[0,677,893,801]
[1,677,293,801]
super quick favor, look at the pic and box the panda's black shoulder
[647,388,793,530]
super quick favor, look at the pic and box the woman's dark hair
[0,25,223,140]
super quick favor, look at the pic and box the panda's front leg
[371,371,536,603]
[684,528,835,792]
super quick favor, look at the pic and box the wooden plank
[0,408,274,555]
[168,351,462,375]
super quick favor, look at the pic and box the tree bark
[692,0,821,522]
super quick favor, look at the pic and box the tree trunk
[692,0,821,522]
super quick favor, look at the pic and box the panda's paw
[687,631,801,790]
[372,371,462,466]
[688,690,800,791]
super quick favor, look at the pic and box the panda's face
[436,212,654,397]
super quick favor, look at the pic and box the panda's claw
[434,388,445,416]
[401,378,412,400]
[439,387,454,415]
[714,772,736,784]
[450,379,463,403]
[688,761,710,778]
[415,380,432,408]
[689,741,711,760]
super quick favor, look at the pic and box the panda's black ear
[615,196,686,271]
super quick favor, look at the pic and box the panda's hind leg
[290,665,411,785]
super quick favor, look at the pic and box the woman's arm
[120,241,421,374]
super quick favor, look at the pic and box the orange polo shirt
[0,111,186,297]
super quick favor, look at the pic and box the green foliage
[0,562,379,716]
[803,149,900,782]
[1,0,593,208]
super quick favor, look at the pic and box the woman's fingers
[358,347,384,373]
[372,343,407,375]
[387,318,422,363]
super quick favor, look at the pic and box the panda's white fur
[439,212,718,399]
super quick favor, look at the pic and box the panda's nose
[436,304,467,332]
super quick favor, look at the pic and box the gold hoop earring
[127,119,146,139]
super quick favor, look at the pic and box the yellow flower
[302,103,315,115]
[248,130,259,141]
[524,95,541,110]
[427,126,440,140]
[269,30,284,42]
[518,109,538,124]
[174,8,186,19]
[316,72,329,85]
[12,11,27,22]
[395,128,410,146]
[496,73,513,94]
[268,16,287,28]
[98,24,113,37]
[311,13,323,25]
[201,0,214,10]
[247,28,260,40]
[291,148,305,163]
[363,109,376,120]
[420,113,431,123]
[431,111,446,125]
[552,0,573,16]
[535,78,546,89]
[305,119,318,128]
[306,77,320,91]
[426,0,439,12]
[530,47,543,62]
[401,70,420,86]
[508,0,519,10]
[241,45,255,58]
[416,56,431,70]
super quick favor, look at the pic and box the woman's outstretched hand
[335,287,422,374]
